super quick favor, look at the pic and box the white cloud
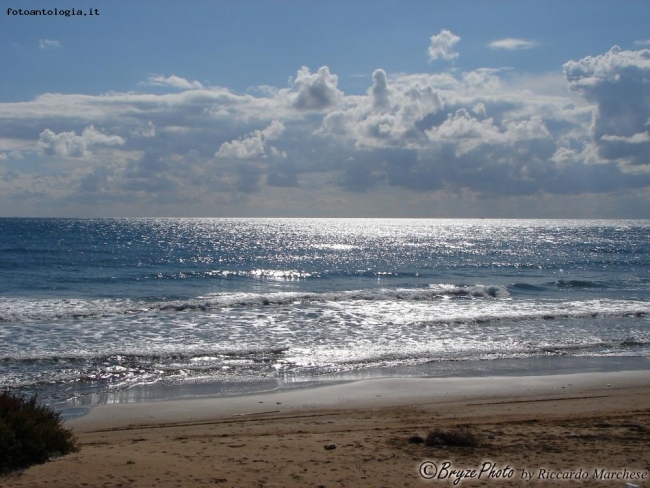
[634,39,650,46]
[472,102,487,118]
[489,38,538,50]
[131,121,156,138]
[290,66,343,110]
[38,39,61,49]
[144,74,205,90]
[428,29,461,62]
[318,71,443,151]
[426,109,551,155]
[371,69,390,110]
[215,120,286,159]
[601,132,650,144]
[38,126,125,157]
[3,39,650,216]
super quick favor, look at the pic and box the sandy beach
[3,370,650,487]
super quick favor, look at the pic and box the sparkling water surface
[1,218,649,405]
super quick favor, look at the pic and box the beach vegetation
[0,390,78,474]
[424,425,479,448]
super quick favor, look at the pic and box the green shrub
[0,391,78,474]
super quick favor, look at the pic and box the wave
[551,279,607,289]
[530,339,650,356]
[427,283,508,298]
[2,347,291,365]
[0,348,292,393]
[0,297,141,323]
[509,282,546,292]
[0,284,508,322]
[421,307,648,327]
[4,338,650,395]
[0,280,645,327]
[508,279,620,293]
[160,285,510,312]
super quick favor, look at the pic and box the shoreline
[68,369,650,431]
[56,354,650,418]
[4,369,650,487]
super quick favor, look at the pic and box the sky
[1,0,650,218]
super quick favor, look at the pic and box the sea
[1,218,649,410]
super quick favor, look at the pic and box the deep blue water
[1,218,649,405]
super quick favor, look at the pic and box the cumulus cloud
[428,29,461,62]
[319,72,443,150]
[291,66,343,110]
[38,39,61,49]
[371,69,390,110]
[215,120,286,159]
[489,38,538,50]
[38,126,125,157]
[564,46,650,165]
[426,109,551,155]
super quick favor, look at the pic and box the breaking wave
[0,283,510,323]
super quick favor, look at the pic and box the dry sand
[2,371,650,487]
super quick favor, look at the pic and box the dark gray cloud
[267,161,298,187]
[544,162,650,194]
[235,164,262,193]
[338,163,381,192]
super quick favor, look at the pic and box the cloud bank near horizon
[1,32,650,217]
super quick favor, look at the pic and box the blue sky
[2,0,650,217]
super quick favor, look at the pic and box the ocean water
[1,218,649,406]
